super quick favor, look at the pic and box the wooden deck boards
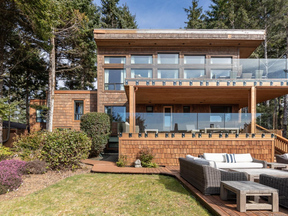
[82,158,288,216]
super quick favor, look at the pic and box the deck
[82,158,288,216]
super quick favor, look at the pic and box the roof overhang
[94,29,265,58]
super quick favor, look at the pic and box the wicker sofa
[260,174,288,208]
[179,157,247,195]
[275,154,288,164]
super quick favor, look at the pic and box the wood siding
[119,133,274,166]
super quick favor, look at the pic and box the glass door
[163,106,172,132]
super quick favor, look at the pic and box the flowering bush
[0,160,26,194]
[0,146,13,161]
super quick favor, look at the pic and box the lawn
[0,173,210,216]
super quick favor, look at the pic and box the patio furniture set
[179,153,288,212]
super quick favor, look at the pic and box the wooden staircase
[256,124,288,154]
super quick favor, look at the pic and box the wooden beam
[129,85,135,133]
[249,86,257,133]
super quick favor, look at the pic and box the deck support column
[129,85,136,133]
[248,87,257,133]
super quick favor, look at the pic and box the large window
[157,69,179,78]
[158,53,179,64]
[104,69,126,90]
[104,56,125,64]
[36,110,46,123]
[131,55,152,64]
[184,56,205,64]
[211,57,232,64]
[210,69,231,79]
[131,69,152,78]
[184,69,205,78]
[74,100,83,120]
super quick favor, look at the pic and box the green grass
[0,174,210,216]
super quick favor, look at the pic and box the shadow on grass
[156,174,188,195]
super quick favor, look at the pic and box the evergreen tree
[184,0,206,29]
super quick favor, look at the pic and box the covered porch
[124,85,288,134]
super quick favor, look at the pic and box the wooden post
[129,85,135,133]
[248,87,257,133]
[238,108,242,123]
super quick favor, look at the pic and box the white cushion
[203,153,226,162]
[193,158,216,168]
[283,154,288,159]
[125,122,129,125]
[186,155,196,162]
[234,153,253,162]
[215,162,263,169]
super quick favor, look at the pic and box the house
[2,121,26,147]
[31,29,288,165]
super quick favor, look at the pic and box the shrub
[40,129,91,170]
[80,112,111,156]
[0,160,26,194]
[25,160,47,174]
[116,155,127,167]
[13,131,47,161]
[138,148,158,168]
[0,146,13,161]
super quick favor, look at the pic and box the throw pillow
[225,154,236,163]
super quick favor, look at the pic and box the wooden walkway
[82,158,288,216]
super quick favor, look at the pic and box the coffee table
[220,181,279,212]
[230,168,288,181]
[267,162,288,169]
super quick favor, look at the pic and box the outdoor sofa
[275,154,288,164]
[196,153,267,169]
[260,174,288,208]
[179,157,247,195]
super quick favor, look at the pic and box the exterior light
[129,133,132,138]
[206,81,209,86]
[260,81,263,86]
[219,133,222,138]
[243,81,246,86]
[270,81,273,86]
[125,80,128,85]
[192,133,196,138]
[119,132,122,137]
[198,133,202,138]
[179,81,182,86]
[225,133,229,138]
[271,134,275,138]
[163,81,166,86]
[146,81,149,85]
[171,133,175,138]
[165,133,169,138]
[145,133,148,138]
[246,133,249,138]
[209,133,212,138]
[252,133,255,138]
[155,133,158,138]
[200,81,203,86]
[254,81,257,86]
[227,81,230,86]
[136,80,139,85]
[190,81,193,86]
[217,81,220,86]
[233,81,236,86]
[138,133,142,138]
[173,81,177,86]
[261,133,265,138]
[235,133,239,138]
[152,81,155,86]
[281,81,284,86]
[182,133,185,138]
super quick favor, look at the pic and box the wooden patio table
[230,168,288,182]
[220,181,279,212]
[267,162,288,170]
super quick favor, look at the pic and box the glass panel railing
[121,58,288,81]
[133,113,253,134]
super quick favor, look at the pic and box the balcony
[121,58,288,86]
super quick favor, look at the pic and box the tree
[184,0,206,29]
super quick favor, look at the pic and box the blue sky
[94,0,211,29]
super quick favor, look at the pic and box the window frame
[184,55,206,64]
[73,99,85,121]
[104,56,126,64]
[104,69,126,91]
[157,53,179,65]
[131,55,153,64]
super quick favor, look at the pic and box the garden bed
[0,163,92,202]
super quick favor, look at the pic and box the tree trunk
[25,81,30,133]
[47,32,56,132]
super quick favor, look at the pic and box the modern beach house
[30,29,288,166]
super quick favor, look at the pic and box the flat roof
[94,29,265,58]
